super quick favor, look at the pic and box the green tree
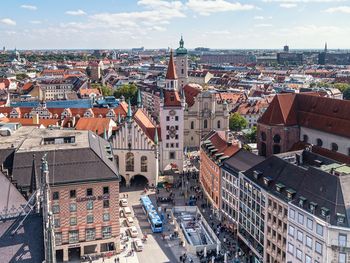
[229,113,248,131]
[92,84,113,96]
[243,144,252,152]
[343,87,350,100]
[113,83,138,105]
[245,126,257,143]
[334,83,350,93]
[16,73,29,81]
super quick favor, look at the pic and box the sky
[0,0,350,50]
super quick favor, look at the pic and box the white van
[120,198,128,207]
[133,238,144,252]
[126,216,134,227]
[123,207,132,217]
[128,226,138,238]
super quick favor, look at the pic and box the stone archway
[119,175,126,187]
[130,174,149,189]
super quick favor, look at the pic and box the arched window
[273,144,281,154]
[316,138,323,147]
[125,152,134,172]
[331,143,338,152]
[191,121,194,130]
[204,119,208,129]
[217,120,221,129]
[181,69,184,74]
[115,155,119,169]
[261,132,267,141]
[273,134,281,144]
[303,134,309,143]
[141,156,147,172]
[260,142,267,157]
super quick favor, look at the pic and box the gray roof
[7,130,119,188]
[222,149,264,174]
[243,151,350,227]
[0,214,44,263]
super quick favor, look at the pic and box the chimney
[72,116,76,127]
[33,113,39,125]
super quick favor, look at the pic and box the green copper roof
[176,36,187,55]
[137,88,142,108]
[127,99,132,122]
[154,127,159,145]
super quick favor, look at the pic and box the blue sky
[1,0,350,49]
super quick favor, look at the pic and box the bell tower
[175,36,188,90]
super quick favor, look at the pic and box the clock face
[169,110,176,116]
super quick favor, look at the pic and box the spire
[325,42,328,53]
[154,126,159,145]
[165,49,178,80]
[137,88,142,108]
[127,99,132,122]
[179,35,184,48]
[118,112,121,123]
[29,154,37,194]
[103,128,107,140]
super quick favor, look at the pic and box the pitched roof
[164,90,182,107]
[165,50,178,80]
[75,117,115,135]
[133,108,160,142]
[184,84,201,107]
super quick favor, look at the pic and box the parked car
[126,216,134,227]
[133,238,144,252]
[120,198,128,207]
[123,207,132,217]
[128,226,138,238]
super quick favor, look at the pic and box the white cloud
[280,3,297,7]
[20,4,37,10]
[263,0,346,2]
[324,6,350,13]
[65,9,87,16]
[0,18,16,26]
[187,0,256,16]
[30,20,42,24]
[255,23,273,27]
[254,15,272,19]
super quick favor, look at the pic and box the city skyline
[1,0,350,50]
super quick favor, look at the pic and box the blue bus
[140,196,163,233]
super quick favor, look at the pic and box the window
[261,132,266,141]
[175,116,179,121]
[316,223,324,236]
[87,200,93,210]
[204,119,208,129]
[339,253,346,263]
[86,188,93,196]
[141,156,147,172]
[126,152,134,171]
[69,203,77,212]
[331,142,339,152]
[290,209,295,219]
[169,152,175,159]
[115,155,119,168]
[54,218,60,228]
[86,228,96,241]
[303,134,309,143]
[217,120,221,129]
[315,241,322,255]
[190,121,194,129]
[103,186,109,195]
[52,205,60,214]
[103,200,110,208]
[87,214,94,224]
[316,138,323,147]
[287,243,294,255]
[55,232,62,245]
[339,234,347,247]
[70,217,77,226]
[306,236,312,248]
[69,230,79,243]
[70,190,76,198]
[298,213,304,225]
[307,218,313,230]
[288,225,295,237]
[103,213,110,221]
[53,191,59,200]
[102,226,112,239]
[166,116,170,121]
[296,248,302,260]
[305,255,312,263]
[297,230,303,243]
[273,134,281,143]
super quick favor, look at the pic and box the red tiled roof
[133,108,160,142]
[164,91,182,107]
[184,84,201,107]
[79,88,101,96]
[75,118,112,135]
[22,82,33,91]
[0,83,5,90]
[8,118,60,127]
[205,131,240,157]
[165,51,177,80]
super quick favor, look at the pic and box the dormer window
[321,207,330,217]
[253,170,263,180]
[309,202,317,213]
[170,95,174,101]
[299,196,307,207]
[276,183,285,192]
[337,213,345,224]
[263,177,272,186]
[286,188,296,200]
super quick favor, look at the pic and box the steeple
[179,35,184,49]
[154,126,159,145]
[29,154,37,194]
[325,42,328,53]
[165,49,178,80]
[126,99,132,122]
[137,88,142,108]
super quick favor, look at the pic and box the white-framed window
[305,254,312,263]
[316,223,324,237]
[306,235,313,248]
[307,218,313,230]
[339,234,347,247]
[288,243,294,255]
[288,225,295,237]
[290,208,295,219]
[297,230,303,243]
[298,213,304,225]
[296,248,302,260]
[315,241,323,255]
[339,252,346,263]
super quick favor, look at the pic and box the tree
[229,113,248,132]
[16,73,29,81]
[334,83,350,93]
[92,83,113,96]
[343,87,350,100]
[245,126,257,143]
[113,83,138,105]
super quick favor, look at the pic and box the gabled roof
[75,117,115,135]
[133,108,160,143]
[184,84,201,107]
[164,90,182,107]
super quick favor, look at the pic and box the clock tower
[175,35,188,90]
[160,50,185,173]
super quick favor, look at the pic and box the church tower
[159,50,185,173]
[175,36,188,90]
